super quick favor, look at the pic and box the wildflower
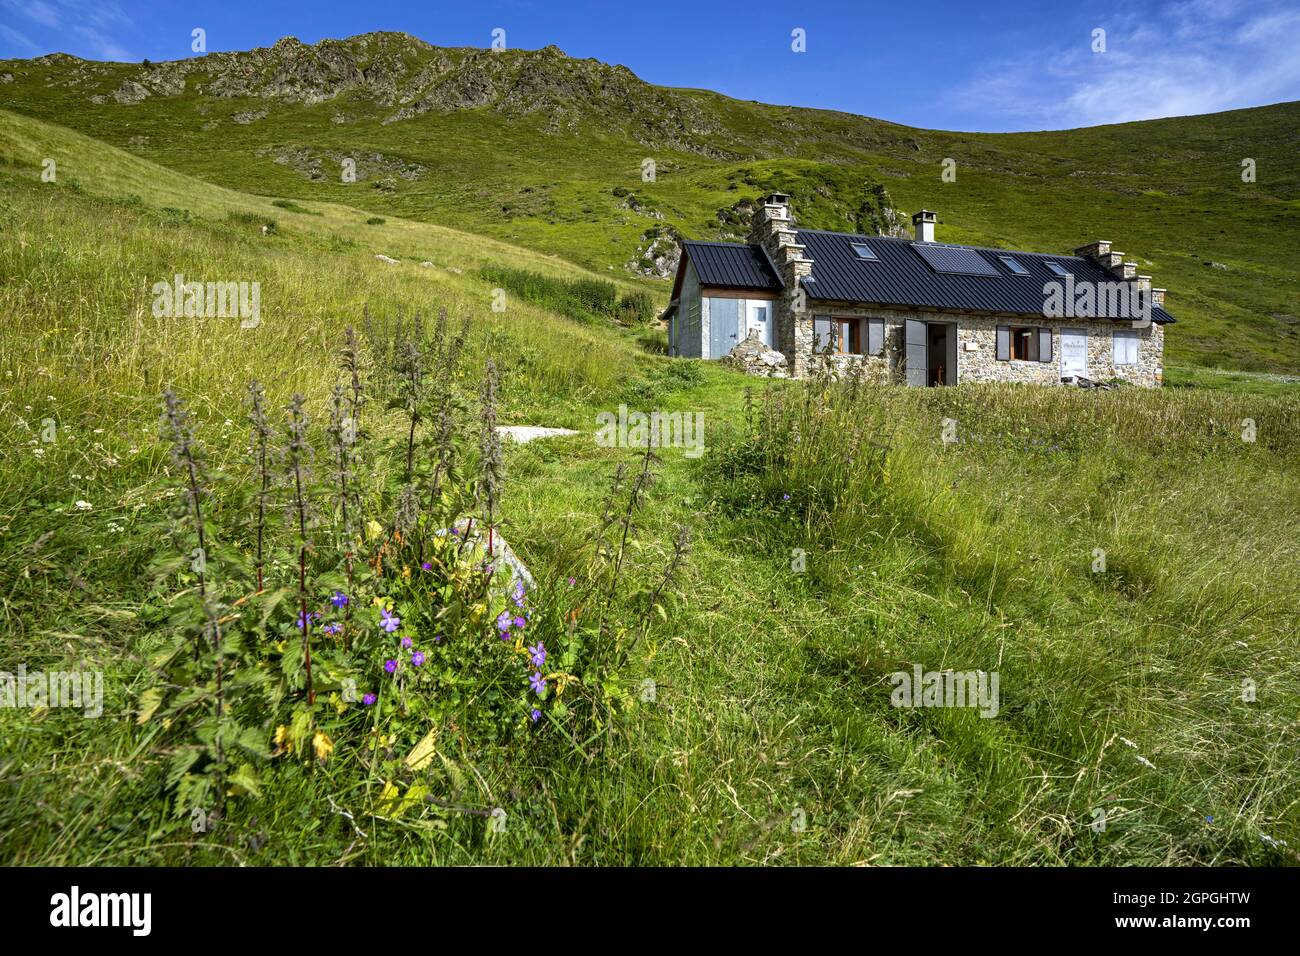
[380,608,401,632]
[331,590,349,608]
[312,731,334,761]
[496,610,512,631]
[401,636,413,648]
[530,708,541,723]
[513,615,526,629]
[434,633,443,644]
[322,622,342,636]
[567,576,575,587]
[528,642,546,668]
[296,609,320,629]
[411,651,425,667]
[362,693,377,706]
[384,659,398,674]
[74,500,92,511]
[529,671,547,695]
[421,561,432,571]
[783,493,791,501]
[499,630,511,642]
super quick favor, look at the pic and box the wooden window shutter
[996,325,1010,361]
[868,318,884,355]
[1038,327,1053,363]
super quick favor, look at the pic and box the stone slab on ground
[496,426,579,444]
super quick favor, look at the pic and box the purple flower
[567,576,576,587]
[512,580,527,608]
[400,636,413,648]
[421,562,432,571]
[362,693,377,706]
[499,630,512,642]
[496,610,513,631]
[295,609,319,629]
[323,622,342,636]
[530,708,541,723]
[450,527,460,536]
[411,651,425,667]
[783,493,791,501]
[330,590,349,608]
[528,642,546,668]
[513,615,526,629]
[529,671,547,695]
[384,659,397,674]
[434,633,443,644]
[380,608,400,633]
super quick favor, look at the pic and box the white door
[748,302,774,348]
[1060,328,1087,378]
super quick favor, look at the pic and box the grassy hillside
[2,33,1298,373]
[1,109,1298,866]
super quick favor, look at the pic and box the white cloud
[0,0,133,59]
[0,22,38,51]
[955,0,1300,129]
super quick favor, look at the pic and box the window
[1113,329,1139,365]
[1046,261,1070,278]
[997,325,1053,363]
[814,316,864,355]
[850,242,879,261]
[1012,327,1036,361]
[999,255,1030,276]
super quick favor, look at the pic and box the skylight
[850,242,879,261]
[1046,261,1070,277]
[998,255,1030,276]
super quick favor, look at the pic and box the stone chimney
[1074,239,1167,322]
[912,209,937,243]
[749,193,814,376]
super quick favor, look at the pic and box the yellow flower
[366,519,383,541]
[312,730,334,762]
[273,724,293,755]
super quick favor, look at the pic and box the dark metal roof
[796,230,1175,323]
[681,240,783,291]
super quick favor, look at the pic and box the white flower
[74,500,93,511]
[93,428,104,434]
[107,522,123,533]
[32,447,45,457]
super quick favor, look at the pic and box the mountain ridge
[2,31,1297,371]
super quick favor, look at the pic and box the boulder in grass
[437,517,535,595]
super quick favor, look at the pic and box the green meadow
[0,92,1297,865]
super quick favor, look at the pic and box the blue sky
[2,0,1298,131]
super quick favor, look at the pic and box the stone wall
[794,304,1165,387]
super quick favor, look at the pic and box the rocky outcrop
[627,225,681,279]
[110,79,149,105]
[719,330,790,378]
[255,145,426,183]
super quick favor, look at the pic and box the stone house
[664,193,1174,386]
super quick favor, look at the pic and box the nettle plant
[139,312,688,822]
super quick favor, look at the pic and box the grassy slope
[1,111,1298,866]
[2,42,1298,373]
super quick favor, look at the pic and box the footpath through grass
[1,127,1297,866]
